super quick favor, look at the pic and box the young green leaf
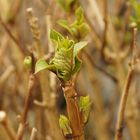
[57,20,70,31]
[50,39,74,81]
[130,0,140,26]
[72,57,82,75]
[78,23,90,38]
[59,115,72,136]
[75,6,84,24]
[58,7,89,39]
[79,96,91,124]
[35,59,55,74]
[35,29,87,82]
[50,29,64,42]
[73,41,88,57]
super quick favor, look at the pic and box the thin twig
[16,74,35,140]
[46,14,57,106]
[115,24,138,140]
[0,65,15,86]
[119,2,131,50]
[30,128,37,140]
[80,0,102,40]
[114,0,125,16]
[83,50,118,82]
[2,120,16,140]
[9,0,22,22]
[0,111,16,140]
[115,67,134,140]
[101,0,108,59]
[26,8,42,57]
[0,17,25,55]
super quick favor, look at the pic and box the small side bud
[23,56,32,70]
[79,96,91,124]
[59,115,72,136]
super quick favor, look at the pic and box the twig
[26,8,42,57]
[0,17,25,55]
[119,2,131,50]
[113,0,125,16]
[16,74,35,140]
[80,0,103,40]
[101,0,108,59]
[114,24,138,140]
[83,50,118,82]
[30,128,37,140]
[0,36,8,65]
[0,111,16,140]
[0,65,15,86]
[46,14,57,106]
[9,0,22,22]
[115,66,134,140]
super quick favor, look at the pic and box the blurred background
[0,0,140,140]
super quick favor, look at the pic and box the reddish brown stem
[63,82,84,140]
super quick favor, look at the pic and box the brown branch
[80,0,102,41]
[115,67,134,140]
[16,74,35,140]
[114,24,138,140]
[0,65,15,86]
[0,17,25,55]
[101,0,108,59]
[9,0,22,22]
[0,111,16,140]
[83,50,118,82]
[119,2,131,50]
[113,0,125,16]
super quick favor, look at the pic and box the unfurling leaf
[130,0,140,27]
[79,96,91,124]
[72,57,82,75]
[50,29,64,42]
[58,7,89,39]
[74,41,87,57]
[75,6,84,24]
[57,19,72,33]
[35,59,55,74]
[35,29,87,82]
[59,115,72,136]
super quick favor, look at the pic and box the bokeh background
[0,0,140,140]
